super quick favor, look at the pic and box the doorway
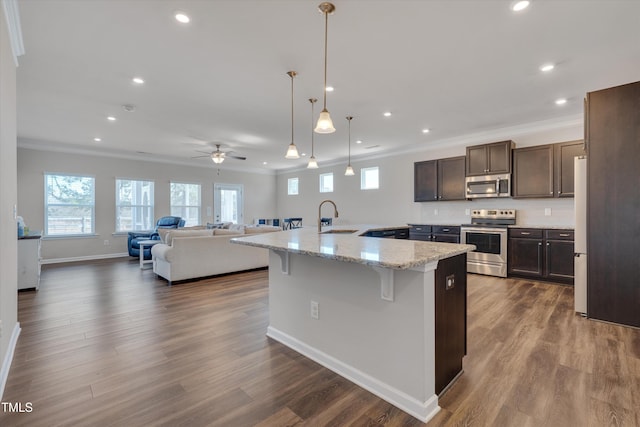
[213,183,244,224]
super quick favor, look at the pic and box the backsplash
[419,198,575,228]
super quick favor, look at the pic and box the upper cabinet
[512,140,584,198]
[554,140,585,198]
[414,156,466,202]
[466,140,514,176]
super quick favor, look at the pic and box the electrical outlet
[465,209,470,216]
[310,301,319,319]
[104,240,110,246]
[544,208,552,216]
[434,208,439,216]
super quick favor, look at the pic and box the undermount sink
[320,229,358,234]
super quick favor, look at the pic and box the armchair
[128,216,185,259]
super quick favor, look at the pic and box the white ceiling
[15,0,640,172]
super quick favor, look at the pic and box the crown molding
[276,113,583,175]
[2,0,25,66]
[17,138,276,176]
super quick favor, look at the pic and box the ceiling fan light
[315,109,336,133]
[285,143,300,159]
[345,165,355,176]
[307,156,319,169]
[211,154,225,164]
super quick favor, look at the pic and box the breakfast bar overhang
[232,226,475,423]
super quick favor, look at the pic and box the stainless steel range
[460,209,516,277]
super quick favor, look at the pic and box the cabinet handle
[559,233,570,237]
[521,232,531,235]
[538,242,541,246]
[547,242,550,246]
[443,228,450,232]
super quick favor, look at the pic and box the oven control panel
[471,209,516,220]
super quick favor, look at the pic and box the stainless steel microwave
[465,174,511,198]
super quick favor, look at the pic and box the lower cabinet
[434,253,467,395]
[363,228,409,239]
[408,224,460,243]
[508,228,574,284]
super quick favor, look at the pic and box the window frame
[319,172,334,193]
[287,177,299,195]
[115,178,155,233]
[44,172,96,237]
[360,166,380,190]
[170,181,201,227]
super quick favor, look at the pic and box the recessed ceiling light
[107,116,116,121]
[511,1,530,12]
[540,63,555,72]
[422,128,430,134]
[175,12,190,23]
[301,153,307,157]
[356,140,363,144]
[262,161,268,165]
[555,98,568,105]
[93,137,101,142]
[132,77,144,84]
[325,86,334,92]
[383,112,392,117]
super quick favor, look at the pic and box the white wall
[17,148,277,262]
[0,2,19,398]
[276,120,583,228]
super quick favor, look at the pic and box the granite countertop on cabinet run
[231,225,475,270]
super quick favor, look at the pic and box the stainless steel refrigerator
[574,156,587,314]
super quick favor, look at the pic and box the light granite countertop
[231,225,475,270]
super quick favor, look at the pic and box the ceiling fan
[192,144,246,164]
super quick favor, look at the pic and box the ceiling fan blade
[191,154,211,159]
[227,155,246,160]
[195,150,212,155]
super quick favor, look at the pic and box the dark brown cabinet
[587,81,640,327]
[408,225,460,243]
[414,156,466,202]
[508,228,574,284]
[466,140,514,176]
[554,140,585,198]
[434,253,467,395]
[512,140,585,198]
[513,145,554,198]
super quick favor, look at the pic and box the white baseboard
[41,252,129,265]
[0,322,21,401]
[266,326,440,423]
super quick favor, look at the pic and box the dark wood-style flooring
[1,258,639,426]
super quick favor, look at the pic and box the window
[361,167,379,190]
[319,173,334,193]
[288,177,299,195]
[171,182,201,226]
[115,179,155,232]
[44,173,95,236]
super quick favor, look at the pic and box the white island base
[266,251,447,422]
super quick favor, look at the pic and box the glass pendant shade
[345,165,355,176]
[314,109,335,133]
[307,155,318,169]
[211,154,224,164]
[285,143,300,159]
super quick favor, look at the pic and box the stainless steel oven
[461,209,516,277]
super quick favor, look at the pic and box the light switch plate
[544,208,552,216]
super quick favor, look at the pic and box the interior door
[213,183,244,224]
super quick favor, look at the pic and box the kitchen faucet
[318,200,339,232]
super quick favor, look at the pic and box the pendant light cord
[310,99,316,155]
[322,10,328,109]
[291,73,294,144]
[347,116,352,164]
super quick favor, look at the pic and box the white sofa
[151,226,280,285]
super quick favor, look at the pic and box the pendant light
[314,2,336,134]
[345,116,355,176]
[285,71,300,159]
[307,98,319,168]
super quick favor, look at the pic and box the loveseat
[151,225,281,285]
[128,216,185,260]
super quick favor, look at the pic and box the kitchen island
[231,225,475,423]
